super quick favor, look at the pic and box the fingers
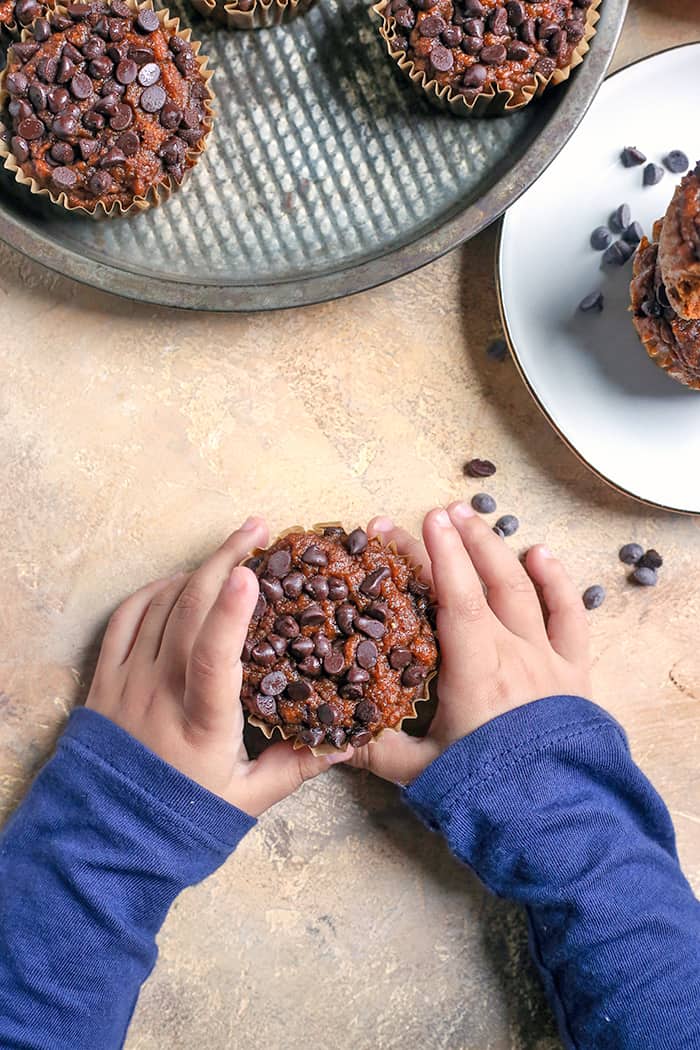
[127,572,191,667]
[367,516,433,587]
[345,730,440,786]
[525,545,589,665]
[447,502,546,642]
[183,565,259,734]
[95,576,179,675]
[157,516,268,674]
[237,740,352,816]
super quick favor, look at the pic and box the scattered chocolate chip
[480,43,507,64]
[160,101,182,129]
[505,0,525,25]
[441,25,462,47]
[327,577,348,601]
[495,514,519,537]
[419,13,446,36]
[346,666,369,685]
[579,290,604,313]
[282,571,304,598]
[346,528,368,555]
[643,163,664,187]
[471,492,496,514]
[314,634,332,658]
[140,84,166,113]
[115,129,139,156]
[621,146,646,168]
[100,146,127,168]
[631,566,657,587]
[290,636,315,660]
[323,651,345,675]
[10,136,30,163]
[356,640,378,669]
[109,103,133,131]
[622,221,644,246]
[464,458,496,478]
[299,604,325,628]
[365,600,389,622]
[603,240,634,266]
[251,641,276,667]
[267,634,288,657]
[487,6,508,34]
[50,166,77,191]
[17,116,44,141]
[268,549,292,577]
[610,203,632,233]
[260,671,287,696]
[260,577,283,603]
[301,544,328,568]
[401,665,425,688]
[305,576,329,601]
[389,647,412,670]
[663,150,689,174]
[255,694,277,719]
[298,655,321,677]
[590,226,612,251]
[50,141,74,164]
[287,679,312,701]
[507,41,530,61]
[582,584,605,610]
[430,43,454,72]
[298,727,325,747]
[274,615,300,638]
[136,8,160,32]
[336,603,356,634]
[355,616,386,640]
[355,700,380,724]
[317,703,337,725]
[638,548,662,570]
[327,727,347,747]
[360,566,391,598]
[137,61,161,87]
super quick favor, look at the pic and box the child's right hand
[349,503,592,785]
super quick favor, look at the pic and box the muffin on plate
[241,525,439,753]
[0,0,213,217]
[658,163,700,321]
[372,0,601,116]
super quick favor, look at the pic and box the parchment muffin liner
[0,0,214,219]
[371,0,601,117]
[245,522,438,756]
[189,0,315,31]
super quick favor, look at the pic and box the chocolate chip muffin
[241,526,438,751]
[658,164,700,322]
[189,0,315,30]
[0,0,213,216]
[630,222,700,390]
[374,0,600,115]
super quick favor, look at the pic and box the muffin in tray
[241,526,439,752]
[0,0,213,217]
[658,164,700,322]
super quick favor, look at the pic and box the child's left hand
[86,516,350,817]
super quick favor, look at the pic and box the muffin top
[658,164,700,321]
[631,229,700,390]
[1,1,211,212]
[383,0,592,103]
[241,526,439,750]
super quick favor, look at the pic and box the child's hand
[350,503,591,785]
[86,517,350,817]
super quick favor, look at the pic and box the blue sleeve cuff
[61,707,256,851]
[404,695,627,829]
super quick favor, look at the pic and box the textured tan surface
[1,4,699,1048]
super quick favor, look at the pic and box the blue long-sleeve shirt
[0,697,699,1049]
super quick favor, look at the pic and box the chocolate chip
[346,528,368,556]
[622,221,644,246]
[274,615,300,638]
[282,571,304,598]
[287,679,312,701]
[115,58,138,85]
[603,240,634,266]
[520,17,537,44]
[462,63,487,87]
[471,492,496,514]
[346,666,369,685]
[254,694,277,719]
[327,727,347,747]
[109,103,133,131]
[252,641,276,666]
[159,137,185,167]
[17,116,44,141]
[505,0,525,25]
[582,585,605,610]
[9,100,32,122]
[336,604,356,635]
[619,543,644,565]
[301,544,328,568]
[341,683,364,701]
[401,665,425,688]
[33,17,51,41]
[297,655,321,677]
[10,136,30,163]
[621,146,646,168]
[356,640,378,669]
[99,147,126,168]
[314,634,332,658]
[47,87,70,113]
[394,5,415,29]
[460,36,482,55]
[354,699,380,727]
[389,646,412,670]
[323,651,345,675]
[441,25,462,46]
[50,141,74,164]
[350,728,373,748]
[365,600,389,623]
[15,0,41,23]
[174,51,195,76]
[487,6,508,34]
[70,73,92,101]
[610,203,631,233]
[115,129,139,156]
[355,617,386,640]
[495,514,519,536]
[79,139,99,160]
[419,13,446,36]
[299,604,324,628]
[267,633,288,657]
[83,110,106,130]
[290,636,315,660]
[317,703,337,725]
[261,577,284,603]
[108,41,128,63]
[631,566,657,587]
[90,56,114,79]
[640,299,661,318]
[305,576,329,601]
[87,170,112,195]
[639,548,662,570]
[643,163,664,187]
[327,577,348,601]
[140,84,166,112]
[463,0,485,13]
[130,46,155,64]
[360,566,390,598]
[27,83,47,113]
[261,671,287,696]
[136,8,159,32]
[480,43,507,64]
[563,17,585,41]
[534,56,556,78]
[579,291,604,313]
[298,727,325,747]
[463,16,484,35]
[548,29,565,55]
[50,166,77,191]
[82,35,106,60]
[6,73,29,98]
[507,41,530,61]
[138,62,160,87]
[590,226,612,250]
[663,150,689,174]
[267,549,291,578]
[242,639,254,663]
[464,458,496,478]
[160,101,182,129]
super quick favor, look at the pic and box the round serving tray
[0,0,627,311]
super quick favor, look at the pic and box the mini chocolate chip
[261,671,287,696]
[34,17,51,41]
[643,163,664,186]
[582,585,605,610]
[140,84,166,112]
[579,291,604,313]
[462,63,487,87]
[50,141,74,164]
[28,83,47,111]
[261,577,284,603]
[341,683,364,701]
[298,727,325,747]
[610,203,631,233]
[116,58,138,84]
[441,25,462,46]
[365,601,389,623]
[100,147,126,168]
[347,666,370,685]
[488,6,508,34]
[305,576,329,601]
[138,61,160,87]
[360,566,390,598]
[631,566,657,587]
[663,150,689,174]
[464,458,496,478]
[590,226,612,250]
[282,571,304,598]
[17,116,44,141]
[88,170,113,196]
[10,136,30,163]
[268,549,292,577]
[287,679,312,701]
[520,17,537,44]
[346,528,368,555]
[82,36,106,60]
[622,221,644,246]
[463,16,484,35]
[495,514,519,537]
[136,8,160,32]
[621,146,646,168]
[301,544,328,568]
[6,73,29,98]
[401,665,426,688]
[336,604,356,635]
[619,543,644,565]
[314,634,332,658]
[507,41,530,61]
[160,101,182,129]
[267,633,288,657]
[355,617,386,640]
[290,636,315,660]
[327,727,347,747]
[299,604,325,628]
[50,166,77,191]
[356,640,378,669]
[297,655,321,677]
[355,700,380,724]
[419,13,446,36]
[71,73,93,100]
[350,729,373,748]
[327,577,348,601]
[252,642,276,667]
[505,0,525,25]
[115,129,139,156]
[603,240,634,266]
[394,5,415,29]
[480,43,507,64]
[472,492,496,514]
[109,103,133,131]
[323,651,345,675]
[130,46,155,64]
[639,548,663,570]
[389,646,412,670]
[254,694,277,719]
[274,615,300,638]
[90,56,114,79]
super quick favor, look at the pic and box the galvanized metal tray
[0,0,627,311]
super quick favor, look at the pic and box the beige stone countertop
[1,3,699,1047]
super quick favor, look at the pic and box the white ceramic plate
[498,43,700,514]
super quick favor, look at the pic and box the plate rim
[0,0,627,312]
[496,39,700,518]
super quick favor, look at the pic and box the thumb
[238,739,352,816]
[346,730,440,786]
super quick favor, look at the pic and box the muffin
[658,164,700,321]
[0,0,213,216]
[241,525,439,751]
[630,222,700,390]
[373,0,601,116]
[1,0,45,38]
[189,0,315,30]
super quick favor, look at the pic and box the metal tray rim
[0,0,628,311]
